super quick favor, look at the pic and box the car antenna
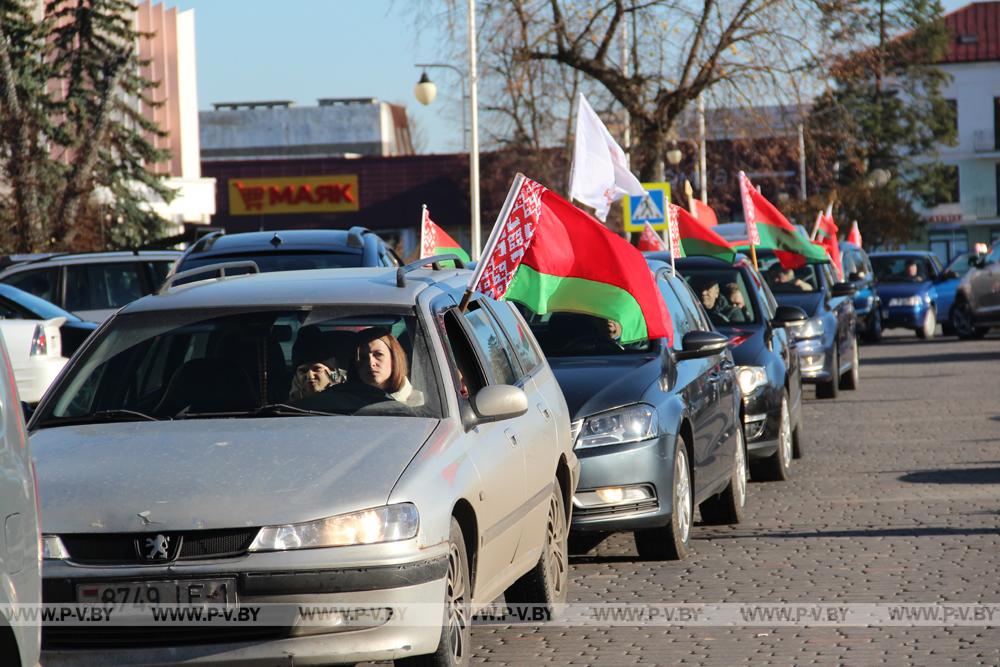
[269,232,282,247]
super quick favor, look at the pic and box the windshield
[175,252,364,284]
[33,306,442,427]
[871,256,933,282]
[757,253,821,293]
[0,285,77,321]
[680,268,758,325]
[514,305,655,357]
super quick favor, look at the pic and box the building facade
[921,1,1000,262]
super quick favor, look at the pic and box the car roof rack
[158,260,261,294]
[396,254,465,287]
[347,226,368,249]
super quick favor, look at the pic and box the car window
[4,268,59,303]
[841,250,859,278]
[656,276,690,350]
[65,263,144,311]
[758,253,820,292]
[871,256,933,282]
[0,297,24,319]
[147,260,174,289]
[517,304,654,357]
[33,306,443,426]
[486,300,543,376]
[176,252,364,281]
[946,253,970,275]
[670,277,714,331]
[463,303,519,385]
[681,268,758,326]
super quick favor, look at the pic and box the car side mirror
[771,305,808,328]
[831,282,856,297]
[675,330,729,360]
[848,271,863,282]
[472,385,528,423]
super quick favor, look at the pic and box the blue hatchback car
[869,251,956,339]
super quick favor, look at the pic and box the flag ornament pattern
[735,172,829,270]
[475,177,544,300]
[473,175,672,345]
[420,207,471,262]
[739,171,761,245]
[666,203,684,258]
[637,222,666,252]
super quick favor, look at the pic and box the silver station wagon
[32,258,578,666]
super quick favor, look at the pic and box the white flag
[569,93,645,221]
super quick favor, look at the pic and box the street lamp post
[413,64,467,150]
[412,0,480,259]
[666,138,702,199]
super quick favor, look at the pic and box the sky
[174,0,975,155]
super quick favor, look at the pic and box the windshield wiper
[252,403,336,417]
[35,409,161,427]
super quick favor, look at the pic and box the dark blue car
[839,242,882,342]
[870,251,954,339]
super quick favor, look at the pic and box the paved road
[470,331,1000,665]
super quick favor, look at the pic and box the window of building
[929,230,968,265]
[929,165,960,206]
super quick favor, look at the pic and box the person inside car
[769,265,813,292]
[724,283,749,323]
[288,356,346,400]
[905,260,925,281]
[355,327,425,407]
[693,276,736,323]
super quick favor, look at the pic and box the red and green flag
[737,172,829,269]
[636,222,666,252]
[470,174,672,345]
[813,211,842,279]
[420,205,470,263]
[846,219,862,247]
[670,203,736,263]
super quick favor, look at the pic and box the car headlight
[248,503,419,551]
[737,366,768,395]
[42,535,70,560]
[789,316,824,340]
[888,296,922,307]
[575,404,658,449]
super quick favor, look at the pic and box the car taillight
[30,325,47,356]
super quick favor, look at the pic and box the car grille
[59,528,260,564]
[574,499,659,519]
[43,626,290,650]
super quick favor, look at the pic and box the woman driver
[355,327,424,407]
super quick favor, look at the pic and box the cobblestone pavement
[468,331,1000,666]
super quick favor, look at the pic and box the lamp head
[414,71,437,106]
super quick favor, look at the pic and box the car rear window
[33,305,443,427]
[175,252,364,282]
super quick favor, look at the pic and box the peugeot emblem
[144,534,171,560]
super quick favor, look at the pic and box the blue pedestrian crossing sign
[623,182,671,232]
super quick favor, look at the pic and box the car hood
[774,292,824,317]
[874,281,934,300]
[547,354,661,420]
[31,417,438,534]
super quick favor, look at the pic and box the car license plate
[77,579,237,606]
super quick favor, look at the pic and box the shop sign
[229,175,359,215]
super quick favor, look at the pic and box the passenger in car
[692,276,737,322]
[288,356,346,400]
[355,327,425,407]
[724,283,749,323]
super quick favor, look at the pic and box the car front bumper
[41,548,449,666]
[13,356,67,404]
[881,304,929,330]
[741,388,781,459]
[569,434,675,533]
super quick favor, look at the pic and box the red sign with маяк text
[228,175,360,215]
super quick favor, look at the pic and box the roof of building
[940,2,1000,64]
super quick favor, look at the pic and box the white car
[0,316,67,403]
[0,332,42,667]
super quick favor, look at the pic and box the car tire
[791,421,804,459]
[397,518,471,667]
[503,481,569,620]
[699,424,748,525]
[752,394,792,482]
[840,337,859,390]
[634,441,691,561]
[815,346,839,399]
[916,307,936,339]
[862,308,883,343]
[952,299,988,340]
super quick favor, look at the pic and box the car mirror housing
[472,385,528,423]
[831,282,856,297]
[675,330,729,361]
[848,271,863,282]
[771,305,808,328]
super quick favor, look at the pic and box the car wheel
[815,346,839,399]
[503,481,568,619]
[634,441,691,561]
[699,424,747,525]
[753,394,792,481]
[862,308,883,343]
[840,337,859,390]
[397,519,470,667]
[952,300,988,340]
[916,307,936,339]
[791,419,804,459]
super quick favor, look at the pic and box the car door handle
[536,403,551,421]
[504,428,518,447]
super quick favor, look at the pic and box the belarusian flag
[736,173,829,269]
[470,174,672,345]
[420,205,470,263]
[670,203,735,263]
[846,220,862,247]
[689,198,719,227]
[637,222,666,252]
[813,212,842,279]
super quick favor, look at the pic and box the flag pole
[684,179,694,212]
[419,204,428,258]
[460,173,526,311]
[810,210,822,240]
